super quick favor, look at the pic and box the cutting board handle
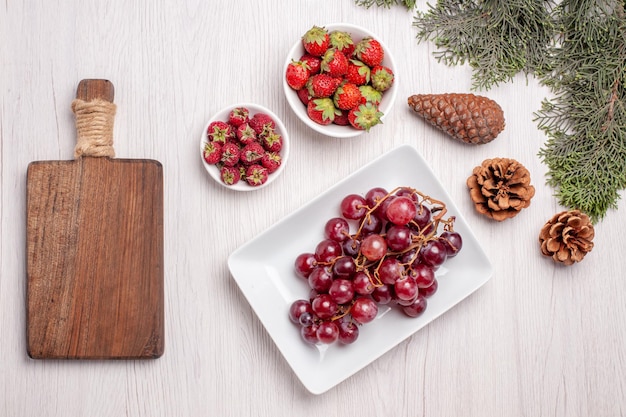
[72,79,117,158]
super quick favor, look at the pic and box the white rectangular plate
[228,144,492,394]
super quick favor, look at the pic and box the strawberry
[307,98,341,125]
[220,165,241,185]
[329,30,355,57]
[371,65,394,92]
[220,142,240,166]
[306,74,340,98]
[260,130,283,152]
[345,59,371,86]
[249,113,276,135]
[207,121,234,144]
[359,85,383,105]
[302,26,330,57]
[286,60,311,90]
[240,142,265,165]
[261,152,282,173]
[300,54,321,75]
[228,107,249,127]
[333,109,350,126]
[245,164,269,186]
[354,37,384,67]
[348,102,384,131]
[333,82,362,110]
[236,123,257,145]
[320,49,349,78]
[203,141,222,164]
[297,87,312,105]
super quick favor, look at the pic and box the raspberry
[240,142,265,165]
[207,121,234,144]
[249,113,276,135]
[220,165,241,185]
[262,152,282,173]
[220,142,240,167]
[245,164,269,186]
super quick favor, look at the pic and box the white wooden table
[2,1,625,416]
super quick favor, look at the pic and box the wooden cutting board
[26,79,164,359]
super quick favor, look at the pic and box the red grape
[315,239,342,263]
[394,276,418,301]
[385,225,412,252]
[411,262,435,288]
[311,294,338,319]
[360,214,383,235]
[351,297,379,324]
[385,196,417,226]
[294,252,316,279]
[308,266,333,292]
[324,217,350,242]
[361,234,387,261]
[342,238,360,257]
[332,256,356,279]
[365,187,388,209]
[289,299,313,324]
[440,231,463,257]
[352,271,375,295]
[316,321,339,344]
[340,194,368,220]
[420,279,438,298]
[301,323,319,344]
[378,257,404,285]
[329,279,355,304]
[338,320,359,344]
[402,294,427,318]
[420,239,447,268]
[371,284,393,304]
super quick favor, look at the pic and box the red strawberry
[285,60,311,90]
[320,49,349,77]
[345,59,371,86]
[307,98,341,125]
[240,142,265,164]
[260,130,283,152]
[371,65,394,92]
[207,121,233,144]
[220,142,240,166]
[306,74,340,98]
[348,102,384,131]
[302,26,330,57]
[300,54,321,75]
[359,85,383,105]
[245,164,269,186]
[249,113,276,135]
[220,165,241,185]
[236,123,257,145]
[202,141,222,164]
[329,30,355,57]
[333,109,350,126]
[354,37,384,67]
[261,152,282,173]
[333,82,362,110]
[297,87,312,105]
[228,107,249,127]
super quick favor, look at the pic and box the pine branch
[354,0,416,9]
[536,0,626,222]
[412,0,555,90]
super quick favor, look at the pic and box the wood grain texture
[1,1,625,416]
[25,79,164,359]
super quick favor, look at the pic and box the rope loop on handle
[71,98,116,158]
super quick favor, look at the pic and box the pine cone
[539,210,595,265]
[467,157,535,221]
[407,93,505,144]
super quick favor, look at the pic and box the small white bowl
[200,103,290,191]
[283,23,398,138]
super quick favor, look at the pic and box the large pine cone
[408,93,505,144]
[539,210,595,265]
[467,158,535,221]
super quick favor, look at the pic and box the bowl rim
[282,22,398,139]
[200,102,290,191]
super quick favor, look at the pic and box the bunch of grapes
[289,186,463,346]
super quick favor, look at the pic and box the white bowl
[200,103,290,191]
[283,23,398,138]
